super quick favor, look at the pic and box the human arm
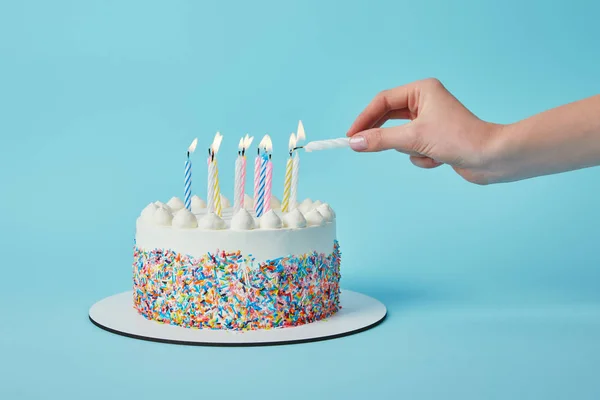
[346,78,600,184]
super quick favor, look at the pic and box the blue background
[2,0,600,398]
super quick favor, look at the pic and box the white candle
[234,138,244,214]
[303,137,350,152]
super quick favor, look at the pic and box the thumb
[348,123,418,153]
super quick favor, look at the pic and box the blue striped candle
[184,158,192,210]
[184,138,198,211]
[256,152,268,217]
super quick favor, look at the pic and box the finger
[410,155,443,169]
[373,109,414,129]
[349,124,417,153]
[347,83,420,137]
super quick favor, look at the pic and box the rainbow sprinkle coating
[133,241,341,331]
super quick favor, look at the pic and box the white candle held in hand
[303,137,350,152]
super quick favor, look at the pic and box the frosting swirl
[305,209,325,226]
[244,194,254,210]
[270,195,282,210]
[172,208,198,229]
[220,194,231,209]
[153,205,173,226]
[283,209,307,229]
[198,212,226,230]
[259,210,283,229]
[167,196,185,211]
[316,203,335,222]
[191,195,207,212]
[140,202,158,221]
[231,209,256,230]
[298,198,313,214]
[311,200,323,210]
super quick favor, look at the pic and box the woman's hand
[346,78,502,185]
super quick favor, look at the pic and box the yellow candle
[214,158,222,217]
[282,133,296,212]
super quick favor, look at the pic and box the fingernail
[349,135,367,151]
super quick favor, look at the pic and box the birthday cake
[133,194,340,331]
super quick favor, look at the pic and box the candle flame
[288,133,297,150]
[211,132,223,155]
[260,134,273,152]
[238,137,244,151]
[296,120,306,142]
[244,134,254,149]
[188,138,198,153]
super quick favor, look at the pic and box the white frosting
[154,201,171,212]
[312,200,323,210]
[198,212,226,230]
[153,206,173,226]
[140,202,158,221]
[298,198,313,214]
[316,203,335,222]
[244,194,254,210]
[259,210,283,229]
[167,196,185,211]
[231,209,256,230]
[135,196,337,263]
[191,195,207,212]
[172,208,198,229]
[270,195,282,209]
[136,219,336,263]
[282,209,307,229]
[305,209,325,226]
[220,194,231,209]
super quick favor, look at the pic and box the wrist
[482,121,531,184]
[479,122,514,184]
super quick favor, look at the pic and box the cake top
[138,194,335,231]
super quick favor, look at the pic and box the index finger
[346,83,418,137]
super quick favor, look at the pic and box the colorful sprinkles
[133,241,341,331]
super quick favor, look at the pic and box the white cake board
[89,290,386,346]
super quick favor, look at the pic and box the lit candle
[255,135,271,217]
[265,142,273,213]
[184,138,198,211]
[290,120,306,209]
[234,134,253,214]
[281,133,296,212]
[207,132,223,216]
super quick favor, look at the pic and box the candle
[184,138,198,211]
[214,158,222,216]
[290,120,306,209]
[281,133,295,212]
[256,135,272,217]
[303,137,350,152]
[234,135,253,214]
[265,153,273,213]
[254,145,262,215]
[234,138,244,214]
[207,132,223,216]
